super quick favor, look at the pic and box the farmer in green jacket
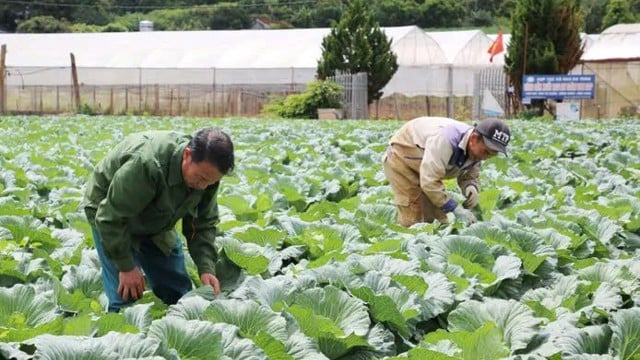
[82,128,234,312]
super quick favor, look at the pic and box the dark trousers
[91,227,192,312]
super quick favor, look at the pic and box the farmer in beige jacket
[383,117,510,227]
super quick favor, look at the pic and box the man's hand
[463,186,479,209]
[453,205,477,225]
[118,267,146,301]
[200,273,220,296]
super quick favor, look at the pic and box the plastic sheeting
[1,26,505,97]
[582,23,640,62]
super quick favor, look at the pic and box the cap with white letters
[474,118,511,154]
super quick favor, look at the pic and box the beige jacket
[388,117,480,212]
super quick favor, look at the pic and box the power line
[1,0,320,10]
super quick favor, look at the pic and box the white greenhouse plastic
[0,26,499,97]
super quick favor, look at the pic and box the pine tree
[317,0,398,104]
[505,0,583,114]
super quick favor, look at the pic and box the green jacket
[82,131,219,275]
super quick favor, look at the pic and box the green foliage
[101,23,128,32]
[210,3,251,30]
[264,80,342,119]
[2,0,518,33]
[583,0,609,33]
[505,0,583,114]
[373,0,419,27]
[618,105,639,119]
[71,0,114,26]
[290,0,343,28]
[317,0,398,104]
[16,16,70,33]
[417,0,469,28]
[78,103,99,116]
[4,116,640,357]
[601,0,637,31]
[517,109,543,119]
[142,6,213,31]
[69,23,103,32]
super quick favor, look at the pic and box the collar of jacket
[449,129,475,168]
[168,142,189,186]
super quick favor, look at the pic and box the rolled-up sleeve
[419,135,457,212]
[183,183,220,275]
[95,156,157,271]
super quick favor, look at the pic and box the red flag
[488,30,504,63]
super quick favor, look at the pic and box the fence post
[154,84,159,115]
[177,87,182,115]
[169,88,174,116]
[0,44,6,114]
[70,53,81,112]
[109,88,114,115]
[138,68,142,113]
[212,68,216,117]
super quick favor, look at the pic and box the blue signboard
[522,74,595,100]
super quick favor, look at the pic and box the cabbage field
[1,116,640,359]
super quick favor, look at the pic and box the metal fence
[3,64,633,120]
[1,66,371,119]
[327,72,368,119]
[2,82,306,117]
[472,67,508,120]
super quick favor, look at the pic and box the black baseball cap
[474,119,511,154]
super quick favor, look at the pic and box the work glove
[453,205,477,225]
[463,185,479,209]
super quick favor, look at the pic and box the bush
[17,16,70,33]
[78,103,98,115]
[618,105,639,119]
[264,80,343,119]
[101,23,128,32]
[69,23,103,32]
[516,109,539,120]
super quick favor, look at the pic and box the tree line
[1,0,638,34]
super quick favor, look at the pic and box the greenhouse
[0,24,633,118]
[0,26,502,118]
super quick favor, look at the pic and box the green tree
[373,0,418,27]
[210,2,251,29]
[317,0,398,104]
[582,0,607,33]
[16,15,70,33]
[601,0,636,31]
[0,3,26,32]
[291,0,343,28]
[417,0,468,28]
[505,0,584,114]
[72,0,115,26]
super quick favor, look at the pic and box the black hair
[187,128,235,174]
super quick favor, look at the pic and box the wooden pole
[169,88,174,116]
[154,84,159,115]
[0,44,6,114]
[109,88,114,114]
[522,22,529,77]
[70,53,81,112]
[393,93,400,120]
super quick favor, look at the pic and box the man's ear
[470,131,480,144]
[183,147,192,162]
